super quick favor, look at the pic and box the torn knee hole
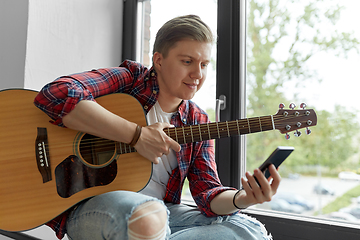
[128,201,167,239]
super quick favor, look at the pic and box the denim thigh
[66,191,169,240]
[166,203,272,240]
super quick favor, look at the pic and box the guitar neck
[165,115,275,144]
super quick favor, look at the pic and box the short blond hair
[153,15,215,58]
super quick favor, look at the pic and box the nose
[190,64,203,80]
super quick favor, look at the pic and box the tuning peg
[300,103,307,109]
[279,103,285,109]
[289,103,296,110]
[294,130,302,137]
[306,127,312,135]
[285,133,290,140]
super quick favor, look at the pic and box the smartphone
[258,146,294,179]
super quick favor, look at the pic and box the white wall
[24,0,123,91]
[0,1,124,238]
[0,0,28,89]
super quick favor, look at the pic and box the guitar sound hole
[79,134,116,165]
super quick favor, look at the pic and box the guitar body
[0,89,151,232]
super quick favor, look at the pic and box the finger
[248,170,271,203]
[246,170,261,190]
[152,157,160,164]
[161,123,181,152]
[268,164,281,191]
[253,168,270,190]
[160,122,173,130]
[240,176,255,201]
[168,138,181,152]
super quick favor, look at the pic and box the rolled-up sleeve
[189,140,237,217]
[34,78,95,126]
[34,67,135,126]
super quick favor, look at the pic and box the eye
[201,62,209,68]
[182,59,192,65]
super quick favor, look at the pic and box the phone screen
[259,146,294,179]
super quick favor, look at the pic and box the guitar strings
[41,113,313,150]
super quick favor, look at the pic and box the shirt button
[152,90,157,94]
[151,72,155,77]
[144,105,148,110]
[182,119,186,123]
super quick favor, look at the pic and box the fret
[207,123,211,140]
[216,122,220,138]
[226,121,230,137]
[236,119,240,135]
[236,119,251,134]
[182,126,186,144]
[248,117,262,133]
[198,124,202,141]
[217,122,229,138]
[259,117,263,132]
[174,127,178,142]
[259,116,275,132]
[271,115,275,130]
[190,125,194,143]
[247,118,251,133]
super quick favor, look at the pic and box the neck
[157,94,182,113]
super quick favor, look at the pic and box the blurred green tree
[245,0,360,173]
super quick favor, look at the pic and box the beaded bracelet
[129,125,142,147]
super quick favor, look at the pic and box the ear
[153,52,163,71]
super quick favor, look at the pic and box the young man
[35,15,280,240]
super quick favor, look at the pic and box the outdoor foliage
[245,0,360,173]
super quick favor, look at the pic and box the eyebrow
[178,54,210,63]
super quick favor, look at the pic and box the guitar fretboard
[165,115,275,144]
[116,115,275,154]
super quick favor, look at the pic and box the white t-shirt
[139,101,178,199]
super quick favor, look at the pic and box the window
[245,0,360,227]
[141,0,360,238]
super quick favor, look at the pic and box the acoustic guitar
[0,89,317,232]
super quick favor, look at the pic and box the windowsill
[181,198,360,239]
[243,208,360,239]
[243,208,360,229]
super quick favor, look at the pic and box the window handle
[215,95,226,122]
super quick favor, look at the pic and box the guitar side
[0,89,151,232]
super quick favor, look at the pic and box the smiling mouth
[184,83,198,89]
[184,79,200,89]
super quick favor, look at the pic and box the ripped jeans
[66,191,272,240]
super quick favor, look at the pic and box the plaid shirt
[34,60,235,239]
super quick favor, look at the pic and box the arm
[35,66,180,164]
[62,100,137,146]
[210,164,281,215]
[63,100,180,164]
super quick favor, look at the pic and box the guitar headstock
[274,103,317,139]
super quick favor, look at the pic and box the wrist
[129,125,142,147]
[233,188,245,210]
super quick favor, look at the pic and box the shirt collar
[177,100,189,125]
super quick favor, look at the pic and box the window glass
[246,0,360,224]
[147,0,218,201]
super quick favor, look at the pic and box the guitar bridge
[35,127,52,183]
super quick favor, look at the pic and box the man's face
[154,39,212,105]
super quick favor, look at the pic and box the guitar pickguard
[55,155,117,198]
